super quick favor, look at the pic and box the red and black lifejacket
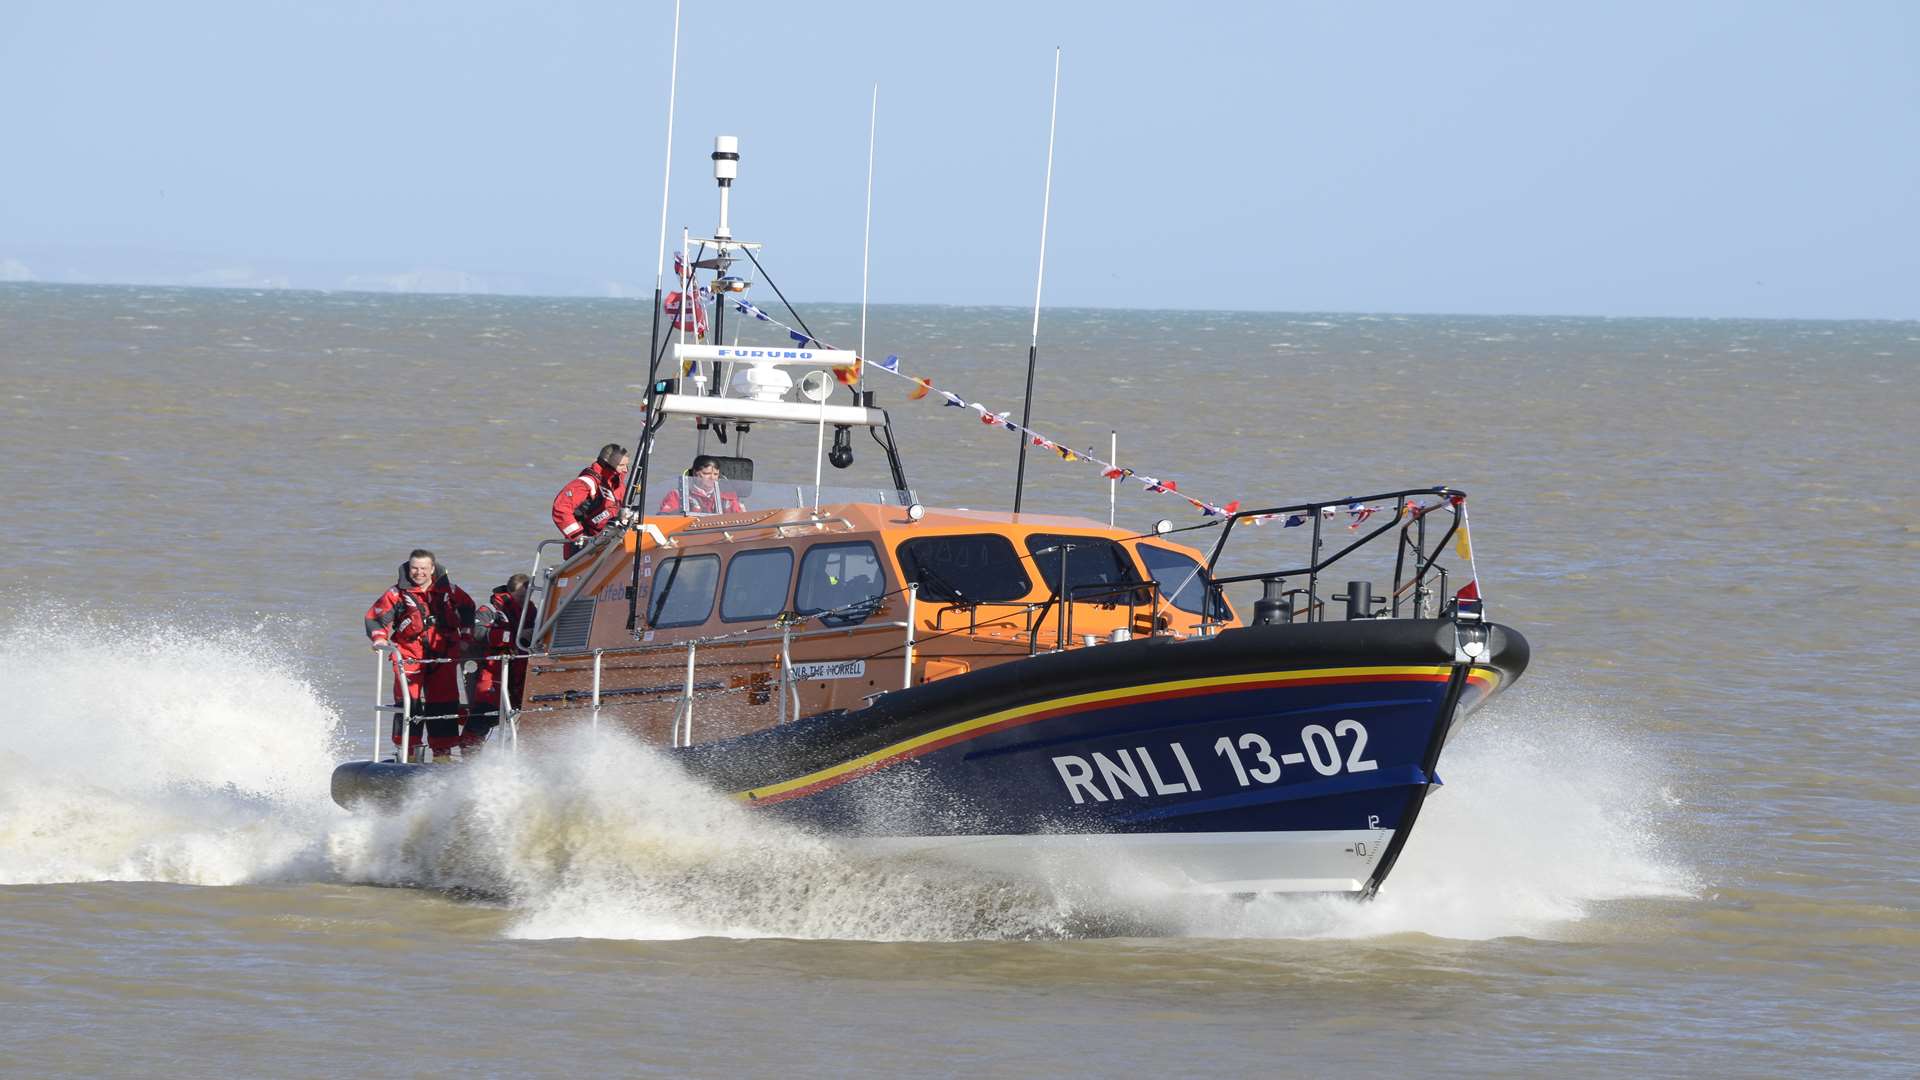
[551,460,628,542]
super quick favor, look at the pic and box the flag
[941,392,966,408]
[1455,522,1473,561]
[1102,466,1131,481]
[789,330,813,347]
[878,354,900,372]
[834,356,863,385]
[908,377,933,400]
[1283,514,1307,528]
[1455,579,1480,602]
[1056,445,1078,461]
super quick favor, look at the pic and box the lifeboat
[331,134,1529,898]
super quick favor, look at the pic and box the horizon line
[1,277,1914,326]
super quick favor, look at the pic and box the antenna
[712,135,739,240]
[626,0,683,631]
[858,84,878,390]
[1012,47,1062,516]
[642,0,684,379]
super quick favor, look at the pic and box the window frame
[793,540,888,624]
[719,546,796,624]
[895,533,1034,605]
[1136,543,1230,620]
[646,553,721,629]
[1023,533,1145,603]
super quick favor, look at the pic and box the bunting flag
[661,293,1474,543]
[730,298,773,322]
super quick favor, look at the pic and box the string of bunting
[698,295,1455,536]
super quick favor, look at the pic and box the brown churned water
[1,282,1915,1076]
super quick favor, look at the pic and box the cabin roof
[639,500,1200,554]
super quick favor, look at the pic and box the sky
[1,0,1915,319]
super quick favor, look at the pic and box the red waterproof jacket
[364,567,476,703]
[473,585,535,710]
[657,483,744,515]
[551,460,628,542]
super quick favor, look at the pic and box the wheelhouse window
[647,554,719,628]
[1137,544,1230,620]
[896,534,1032,604]
[721,547,794,623]
[1024,534,1144,602]
[795,541,885,626]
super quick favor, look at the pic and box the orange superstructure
[516,503,1236,748]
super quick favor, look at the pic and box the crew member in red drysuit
[551,443,630,556]
[656,455,745,515]
[364,549,477,760]
[468,573,535,748]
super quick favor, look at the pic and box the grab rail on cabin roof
[664,513,859,542]
[1202,486,1469,625]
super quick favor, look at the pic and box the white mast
[858,83,879,388]
[651,0,683,292]
[1011,47,1062,515]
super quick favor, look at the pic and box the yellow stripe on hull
[736,663,1500,803]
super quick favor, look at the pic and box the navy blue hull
[333,620,1527,894]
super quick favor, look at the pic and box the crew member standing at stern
[364,549,477,761]
[468,572,535,749]
[551,443,632,555]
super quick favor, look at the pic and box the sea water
[1,283,1914,1075]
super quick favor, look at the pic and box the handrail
[359,483,1478,756]
[1201,486,1467,624]
[665,512,857,542]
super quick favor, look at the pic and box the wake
[0,622,1694,941]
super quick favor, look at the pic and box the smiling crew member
[657,454,744,515]
[551,443,632,556]
[364,548,477,761]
